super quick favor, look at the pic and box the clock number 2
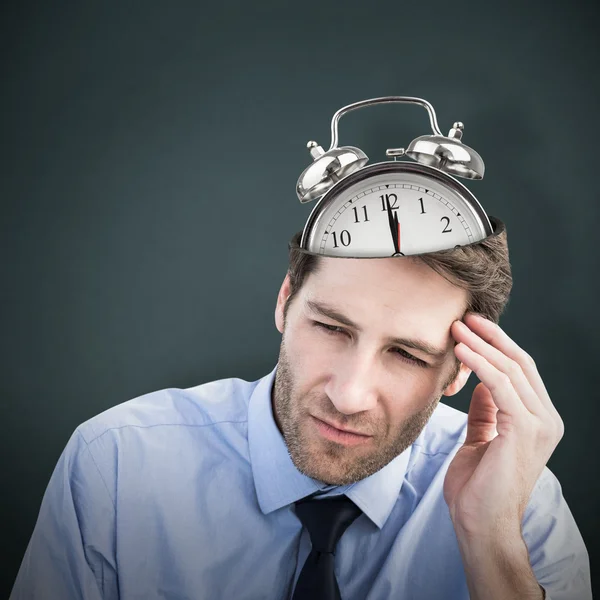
[441,216,452,233]
[332,230,352,248]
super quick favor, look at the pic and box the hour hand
[385,197,404,256]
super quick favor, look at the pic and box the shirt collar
[247,364,412,530]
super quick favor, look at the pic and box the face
[272,256,472,486]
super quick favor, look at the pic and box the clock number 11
[352,205,369,223]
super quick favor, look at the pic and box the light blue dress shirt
[11,364,592,599]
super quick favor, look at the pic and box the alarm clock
[295,96,500,258]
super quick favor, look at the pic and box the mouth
[311,416,373,446]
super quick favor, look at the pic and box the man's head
[272,226,512,486]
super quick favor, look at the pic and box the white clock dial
[301,162,491,257]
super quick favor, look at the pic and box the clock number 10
[332,230,351,247]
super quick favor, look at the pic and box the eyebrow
[305,299,449,361]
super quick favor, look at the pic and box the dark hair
[284,216,512,388]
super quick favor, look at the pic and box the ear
[442,362,472,397]
[274,273,293,334]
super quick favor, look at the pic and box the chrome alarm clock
[296,96,495,258]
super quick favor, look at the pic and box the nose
[323,350,379,415]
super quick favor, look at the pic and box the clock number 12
[380,193,398,211]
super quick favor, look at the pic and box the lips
[311,416,373,447]
[313,416,371,437]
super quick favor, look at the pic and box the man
[10,225,592,599]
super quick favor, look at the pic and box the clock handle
[328,96,443,151]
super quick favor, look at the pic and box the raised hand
[444,313,564,539]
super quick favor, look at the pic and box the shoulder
[75,374,261,445]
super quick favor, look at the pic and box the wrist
[450,509,522,543]
[452,526,544,600]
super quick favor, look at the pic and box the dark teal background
[2,1,598,597]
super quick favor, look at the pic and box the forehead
[303,256,468,327]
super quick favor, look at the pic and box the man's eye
[313,321,346,336]
[391,347,428,367]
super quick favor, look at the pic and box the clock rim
[299,161,493,254]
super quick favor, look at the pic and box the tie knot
[294,495,362,554]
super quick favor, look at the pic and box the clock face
[301,162,492,257]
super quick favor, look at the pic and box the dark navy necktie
[292,495,363,600]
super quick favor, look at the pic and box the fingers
[453,335,537,420]
[466,314,552,405]
[451,314,551,419]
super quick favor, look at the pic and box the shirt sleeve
[10,428,118,600]
[522,465,592,600]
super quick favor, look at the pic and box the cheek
[396,384,436,411]
[281,328,330,397]
[380,369,443,416]
[288,325,331,368]
[407,371,442,401]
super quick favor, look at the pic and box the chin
[293,440,371,486]
[298,462,356,486]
